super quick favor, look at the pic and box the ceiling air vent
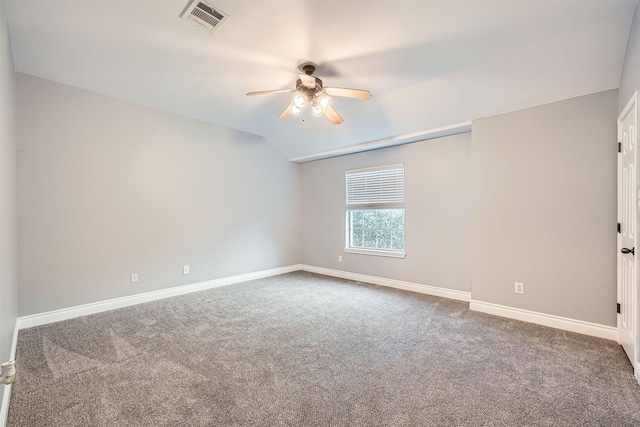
[180,0,229,33]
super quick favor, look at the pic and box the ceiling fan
[246,63,372,125]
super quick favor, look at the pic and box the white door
[618,91,639,379]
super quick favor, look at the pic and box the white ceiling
[5,0,638,161]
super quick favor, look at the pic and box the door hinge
[618,142,622,153]
[618,222,622,233]
[617,303,621,314]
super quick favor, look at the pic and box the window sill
[344,248,406,259]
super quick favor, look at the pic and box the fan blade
[323,105,343,125]
[277,102,295,121]
[324,87,372,100]
[299,73,316,89]
[246,89,293,96]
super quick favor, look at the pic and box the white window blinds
[345,164,404,210]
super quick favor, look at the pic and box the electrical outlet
[338,256,343,263]
[514,282,524,294]
[183,265,190,275]
[131,273,138,283]
[1,360,16,385]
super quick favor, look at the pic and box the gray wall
[16,74,300,316]
[12,20,626,330]
[620,2,640,113]
[0,2,18,406]
[300,133,472,292]
[471,89,618,326]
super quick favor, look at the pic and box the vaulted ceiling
[5,0,638,161]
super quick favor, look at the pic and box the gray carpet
[7,272,640,426]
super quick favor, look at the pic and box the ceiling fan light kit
[247,63,371,125]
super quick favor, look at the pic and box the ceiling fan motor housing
[295,78,323,99]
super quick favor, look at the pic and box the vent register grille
[180,0,228,32]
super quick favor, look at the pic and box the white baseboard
[300,265,471,302]
[17,264,303,330]
[470,300,618,341]
[0,321,19,427]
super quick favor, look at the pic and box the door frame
[617,90,640,383]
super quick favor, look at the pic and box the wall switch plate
[338,256,343,263]
[183,265,190,275]
[131,273,138,283]
[514,282,524,294]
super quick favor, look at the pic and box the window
[345,164,405,258]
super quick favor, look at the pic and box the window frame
[344,164,406,258]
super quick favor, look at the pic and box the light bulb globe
[293,95,306,108]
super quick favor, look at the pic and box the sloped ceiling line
[5,0,637,160]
